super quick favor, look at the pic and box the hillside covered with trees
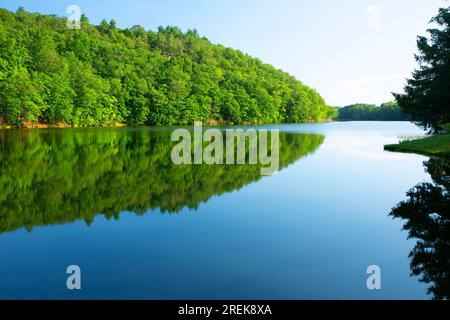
[0,8,336,127]
[336,102,409,121]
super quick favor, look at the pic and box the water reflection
[0,128,324,235]
[390,158,450,300]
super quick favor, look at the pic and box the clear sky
[1,0,447,106]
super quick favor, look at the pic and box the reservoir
[0,122,439,299]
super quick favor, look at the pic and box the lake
[0,121,444,299]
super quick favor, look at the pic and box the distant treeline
[0,8,336,127]
[335,102,410,121]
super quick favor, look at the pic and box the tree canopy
[394,6,450,132]
[0,8,336,127]
[335,102,409,121]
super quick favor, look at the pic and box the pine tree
[394,7,450,132]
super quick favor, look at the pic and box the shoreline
[0,119,335,130]
[384,134,450,158]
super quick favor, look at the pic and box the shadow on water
[0,128,324,235]
[390,157,450,300]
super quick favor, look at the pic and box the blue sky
[1,0,447,106]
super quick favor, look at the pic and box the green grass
[385,134,450,157]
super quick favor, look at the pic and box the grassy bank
[385,134,450,157]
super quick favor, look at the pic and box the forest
[336,102,410,121]
[0,8,337,127]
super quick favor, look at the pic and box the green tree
[0,68,43,126]
[394,7,450,132]
[0,7,336,127]
[336,102,409,121]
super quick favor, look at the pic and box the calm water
[0,121,445,299]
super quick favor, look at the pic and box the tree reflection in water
[0,128,324,234]
[390,158,450,300]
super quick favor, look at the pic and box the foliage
[439,123,450,132]
[394,7,450,132]
[336,102,409,121]
[0,8,335,127]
